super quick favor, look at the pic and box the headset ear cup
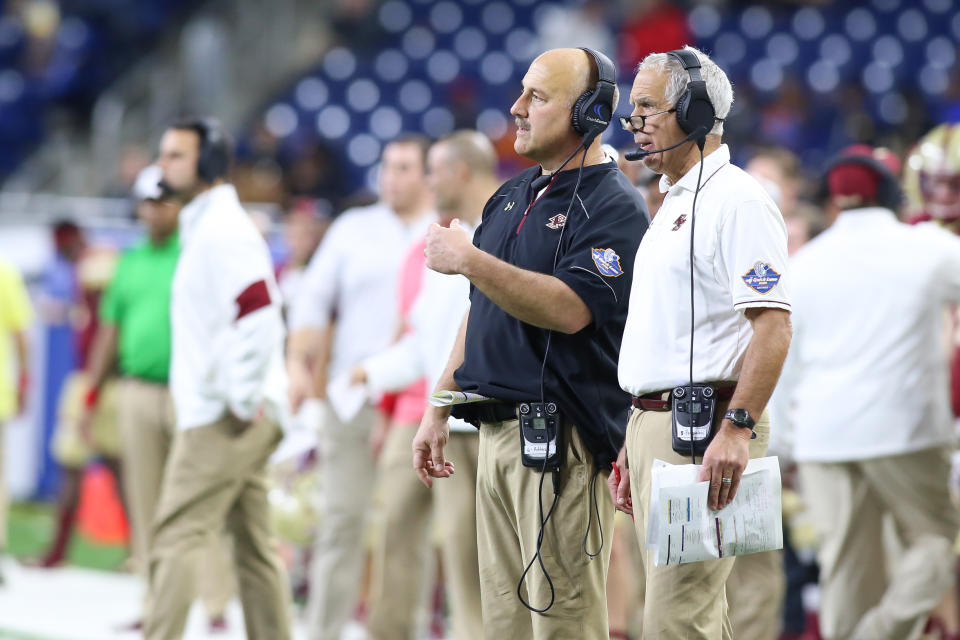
[674,90,692,135]
[686,90,716,137]
[571,91,591,135]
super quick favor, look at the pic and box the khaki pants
[800,448,960,640]
[144,414,290,640]
[367,426,482,640]
[726,549,784,640]
[477,418,614,640]
[625,406,770,639]
[117,379,234,619]
[306,405,378,640]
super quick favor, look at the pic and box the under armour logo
[504,201,515,212]
[672,214,687,231]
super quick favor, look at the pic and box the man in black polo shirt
[412,48,648,639]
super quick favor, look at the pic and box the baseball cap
[826,144,901,204]
[132,164,164,201]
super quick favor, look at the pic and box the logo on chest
[545,213,567,230]
[504,201,516,212]
[671,214,687,231]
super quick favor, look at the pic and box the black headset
[820,152,905,211]
[571,47,616,140]
[667,48,716,144]
[175,117,231,183]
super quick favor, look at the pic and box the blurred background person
[32,242,122,570]
[905,124,960,232]
[617,145,664,219]
[79,164,234,632]
[277,198,330,319]
[776,145,960,640]
[35,221,85,502]
[0,254,32,586]
[350,130,498,640]
[747,146,827,256]
[286,134,434,640]
[145,118,291,640]
[904,122,960,639]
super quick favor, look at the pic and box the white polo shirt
[772,209,960,462]
[618,144,790,396]
[171,184,289,431]
[362,224,475,433]
[288,203,434,393]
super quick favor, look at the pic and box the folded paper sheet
[646,456,783,567]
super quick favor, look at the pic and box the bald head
[532,48,619,111]
[428,130,498,215]
[536,49,592,106]
[438,130,497,177]
[511,48,619,167]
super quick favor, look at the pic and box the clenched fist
[424,219,475,275]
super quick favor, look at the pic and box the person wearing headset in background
[612,46,792,638]
[144,118,291,640]
[412,48,648,639]
[80,165,234,632]
[775,145,960,640]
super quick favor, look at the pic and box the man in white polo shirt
[144,118,291,640]
[775,145,960,640]
[287,134,434,640]
[349,131,498,640]
[611,47,792,637]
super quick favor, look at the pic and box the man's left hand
[698,421,751,510]
[424,219,474,275]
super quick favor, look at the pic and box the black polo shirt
[454,160,649,467]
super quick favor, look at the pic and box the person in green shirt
[81,166,234,631]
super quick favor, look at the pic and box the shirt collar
[833,206,897,226]
[146,230,179,252]
[179,184,238,244]
[659,144,731,194]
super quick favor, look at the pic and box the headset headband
[668,49,704,84]
[821,152,904,210]
[580,47,616,88]
[664,48,716,143]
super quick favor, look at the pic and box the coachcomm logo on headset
[585,103,609,127]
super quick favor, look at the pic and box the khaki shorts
[52,372,121,468]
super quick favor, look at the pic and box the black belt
[632,384,736,412]
[451,401,518,426]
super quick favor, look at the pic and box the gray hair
[636,46,733,137]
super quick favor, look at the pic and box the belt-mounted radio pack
[671,384,716,456]
[519,402,565,469]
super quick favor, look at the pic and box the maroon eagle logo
[545,213,567,230]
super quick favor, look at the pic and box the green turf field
[1,502,128,638]
[6,501,127,572]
